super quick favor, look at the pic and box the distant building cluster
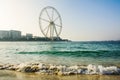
[0,30,69,41]
[0,30,33,40]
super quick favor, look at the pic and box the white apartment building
[0,30,9,39]
[9,30,21,40]
[0,30,21,40]
[26,33,33,39]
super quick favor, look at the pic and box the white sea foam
[87,64,120,75]
[98,65,119,75]
[0,63,120,75]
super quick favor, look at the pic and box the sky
[0,0,120,41]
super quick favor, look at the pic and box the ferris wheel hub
[50,21,54,25]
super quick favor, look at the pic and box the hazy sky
[0,0,120,41]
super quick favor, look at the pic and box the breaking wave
[0,63,120,75]
[17,50,120,58]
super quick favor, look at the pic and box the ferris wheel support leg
[50,24,54,41]
[46,24,50,36]
[54,24,59,40]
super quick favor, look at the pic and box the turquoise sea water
[0,41,120,66]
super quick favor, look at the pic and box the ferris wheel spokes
[45,9,52,21]
[54,23,62,28]
[54,25,59,37]
[53,16,60,22]
[52,8,54,21]
[39,17,50,23]
[43,24,49,31]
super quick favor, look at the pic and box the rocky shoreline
[0,63,120,75]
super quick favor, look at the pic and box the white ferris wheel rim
[39,6,62,39]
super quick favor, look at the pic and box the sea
[0,41,120,67]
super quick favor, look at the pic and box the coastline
[0,70,120,80]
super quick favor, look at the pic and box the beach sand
[0,70,120,80]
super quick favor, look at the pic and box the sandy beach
[0,70,120,80]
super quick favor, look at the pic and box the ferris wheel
[39,6,62,40]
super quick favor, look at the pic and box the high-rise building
[9,30,21,40]
[0,30,21,40]
[0,30,9,39]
